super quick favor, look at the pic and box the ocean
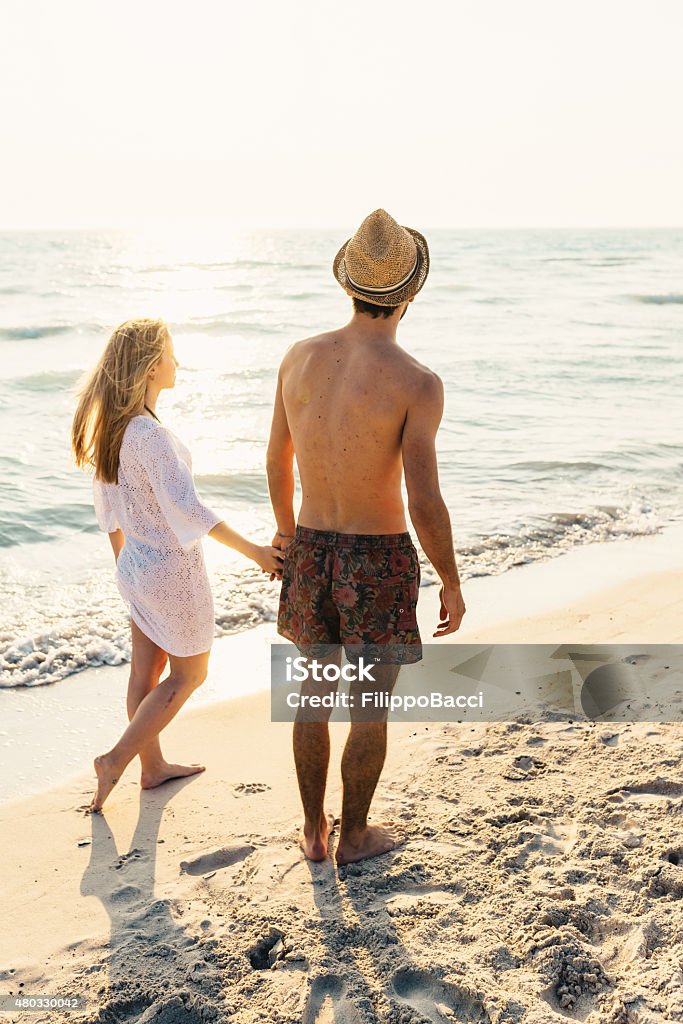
[1,227,681,688]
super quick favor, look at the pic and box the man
[267,209,465,865]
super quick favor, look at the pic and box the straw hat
[333,209,429,306]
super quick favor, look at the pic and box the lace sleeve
[139,427,222,548]
[93,478,120,532]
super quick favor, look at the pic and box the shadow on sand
[79,778,223,1024]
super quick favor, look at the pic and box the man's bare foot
[335,822,404,865]
[141,762,206,790]
[90,753,122,813]
[299,812,337,862]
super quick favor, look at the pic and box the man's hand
[433,583,466,637]
[271,531,295,550]
[267,531,295,581]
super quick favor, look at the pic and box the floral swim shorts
[277,525,422,664]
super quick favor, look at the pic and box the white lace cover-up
[93,416,222,656]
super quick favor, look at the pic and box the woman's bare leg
[90,644,210,812]
[127,619,205,789]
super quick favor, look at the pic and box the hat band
[346,253,419,296]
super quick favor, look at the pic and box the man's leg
[336,662,404,865]
[293,646,341,862]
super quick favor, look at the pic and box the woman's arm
[108,528,125,563]
[208,521,284,576]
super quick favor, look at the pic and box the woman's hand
[253,544,285,578]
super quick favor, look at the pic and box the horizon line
[0,223,682,233]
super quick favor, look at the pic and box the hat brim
[332,225,430,306]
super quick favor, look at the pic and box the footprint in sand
[390,968,490,1023]
[502,756,547,781]
[136,995,205,1022]
[385,886,456,918]
[114,847,145,869]
[233,782,271,796]
[238,843,305,892]
[302,975,363,1024]
[179,845,255,876]
[486,809,535,828]
[106,884,142,904]
[649,860,683,899]
[608,780,683,807]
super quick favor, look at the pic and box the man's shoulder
[399,353,443,396]
[280,329,341,366]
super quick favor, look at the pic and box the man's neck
[347,311,401,344]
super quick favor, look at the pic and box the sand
[2,528,683,1024]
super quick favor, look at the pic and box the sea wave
[0,317,287,341]
[193,471,270,502]
[510,459,607,474]
[457,502,662,576]
[609,442,683,469]
[139,259,321,274]
[0,563,281,688]
[6,368,83,393]
[512,445,683,477]
[631,293,683,305]
[540,256,642,265]
[217,367,275,382]
[507,462,610,481]
[0,503,98,549]
[1,317,284,341]
[0,324,74,341]
[169,317,282,336]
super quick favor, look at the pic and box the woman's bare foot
[300,812,337,862]
[140,762,206,790]
[90,753,123,813]
[335,821,404,865]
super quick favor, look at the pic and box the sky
[1,0,682,229]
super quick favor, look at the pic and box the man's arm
[402,372,465,636]
[266,363,296,544]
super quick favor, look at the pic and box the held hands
[266,530,295,581]
[434,582,466,637]
[253,544,285,579]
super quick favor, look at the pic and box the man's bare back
[279,324,436,535]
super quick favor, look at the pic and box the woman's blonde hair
[72,318,169,483]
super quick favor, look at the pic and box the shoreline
[2,523,683,807]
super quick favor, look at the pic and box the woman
[72,318,283,812]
